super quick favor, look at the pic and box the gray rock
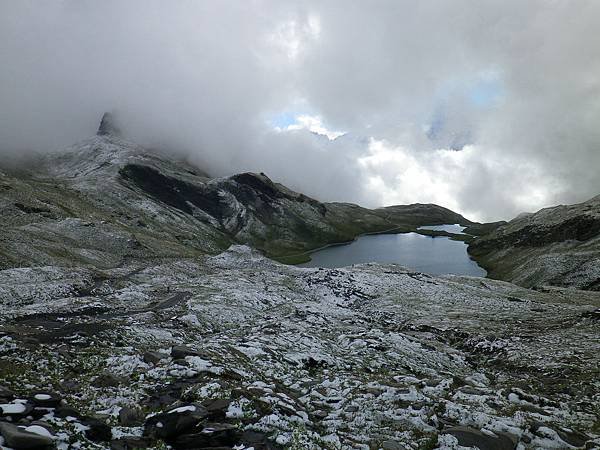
[312,410,328,420]
[557,428,589,448]
[0,422,54,449]
[144,404,208,440]
[110,436,153,449]
[202,398,231,419]
[0,386,14,401]
[118,407,144,427]
[519,404,550,415]
[92,373,127,388]
[171,423,241,449]
[82,417,112,442]
[442,426,517,450]
[30,392,61,409]
[239,430,277,450]
[0,402,34,420]
[170,345,200,360]
[54,406,81,419]
[142,351,165,365]
[382,440,406,450]
[459,386,487,396]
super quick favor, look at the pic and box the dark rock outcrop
[97,112,122,137]
[144,405,208,440]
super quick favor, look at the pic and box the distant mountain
[469,195,600,290]
[0,114,478,269]
[375,203,474,227]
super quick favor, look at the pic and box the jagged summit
[97,111,122,137]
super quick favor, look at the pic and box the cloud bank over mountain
[1,0,599,221]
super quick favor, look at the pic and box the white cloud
[357,140,562,222]
[1,1,599,222]
[266,13,321,61]
[282,114,345,140]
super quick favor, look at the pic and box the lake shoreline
[291,225,485,276]
[279,226,470,264]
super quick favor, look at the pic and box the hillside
[375,203,474,228]
[468,195,600,290]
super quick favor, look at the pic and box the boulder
[54,406,81,419]
[240,430,281,450]
[118,407,144,427]
[82,417,112,442]
[93,373,127,388]
[143,351,166,365]
[30,392,62,409]
[170,345,201,360]
[202,398,231,420]
[557,429,590,448]
[171,423,241,449]
[381,441,406,450]
[0,402,34,420]
[0,422,54,449]
[144,404,208,440]
[110,436,153,449]
[0,386,14,401]
[442,426,517,450]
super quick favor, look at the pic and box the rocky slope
[1,246,599,449]
[468,195,600,290]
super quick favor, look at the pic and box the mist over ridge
[2,1,600,222]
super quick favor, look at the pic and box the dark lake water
[299,225,486,277]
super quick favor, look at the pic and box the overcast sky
[1,1,599,222]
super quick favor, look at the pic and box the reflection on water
[299,230,486,277]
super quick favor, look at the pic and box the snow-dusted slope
[469,195,600,290]
[0,246,599,449]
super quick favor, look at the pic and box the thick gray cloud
[1,0,599,221]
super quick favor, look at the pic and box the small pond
[299,225,485,277]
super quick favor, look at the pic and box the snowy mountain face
[0,119,599,449]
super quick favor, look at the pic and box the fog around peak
[1,0,599,221]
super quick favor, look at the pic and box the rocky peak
[97,112,122,137]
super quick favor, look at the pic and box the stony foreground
[0,246,599,449]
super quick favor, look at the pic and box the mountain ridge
[469,194,600,290]
[0,120,478,269]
